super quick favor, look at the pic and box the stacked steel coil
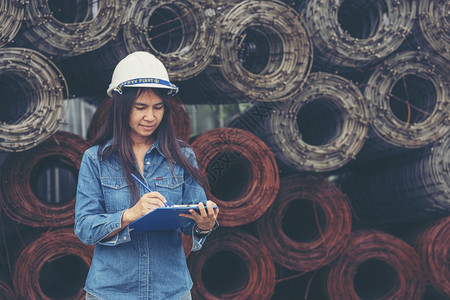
[414,216,450,298]
[256,175,352,272]
[191,127,279,227]
[412,0,450,62]
[0,0,24,48]
[228,72,369,172]
[360,51,450,159]
[187,228,276,300]
[178,0,313,103]
[86,95,191,142]
[12,228,94,300]
[0,48,68,152]
[326,230,425,300]
[13,0,126,59]
[341,134,450,227]
[0,131,89,227]
[56,0,219,97]
[0,280,14,300]
[122,0,220,81]
[302,0,416,69]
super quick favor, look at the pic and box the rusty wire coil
[228,72,369,172]
[341,134,450,227]
[0,47,68,152]
[12,228,94,300]
[302,0,416,69]
[0,280,14,300]
[326,230,425,300]
[122,0,220,81]
[414,216,450,298]
[256,174,352,272]
[362,51,450,157]
[13,0,126,59]
[178,0,313,103]
[187,228,276,300]
[0,131,89,227]
[87,95,191,143]
[191,127,279,227]
[413,0,450,62]
[0,0,24,48]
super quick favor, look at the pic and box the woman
[75,51,219,300]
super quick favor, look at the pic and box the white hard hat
[107,51,179,97]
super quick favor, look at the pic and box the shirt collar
[103,138,166,158]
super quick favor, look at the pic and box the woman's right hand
[122,192,167,225]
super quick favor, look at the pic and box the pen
[131,173,169,207]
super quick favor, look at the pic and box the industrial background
[0,0,449,299]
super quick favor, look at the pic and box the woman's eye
[154,105,164,110]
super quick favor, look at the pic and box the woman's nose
[143,110,156,120]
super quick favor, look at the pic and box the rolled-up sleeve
[74,150,131,246]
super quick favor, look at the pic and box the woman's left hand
[180,200,219,231]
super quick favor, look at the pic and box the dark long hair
[93,87,203,202]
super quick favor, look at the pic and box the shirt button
[123,236,127,240]
[146,161,150,165]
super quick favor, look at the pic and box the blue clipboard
[129,205,200,232]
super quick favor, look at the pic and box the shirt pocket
[154,175,184,205]
[101,177,131,212]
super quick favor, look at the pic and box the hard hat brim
[107,78,179,97]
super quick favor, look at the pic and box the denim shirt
[74,139,214,300]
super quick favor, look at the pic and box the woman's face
[129,89,165,144]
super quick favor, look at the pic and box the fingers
[194,200,219,231]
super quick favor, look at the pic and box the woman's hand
[180,200,219,231]
[122,192,167,225]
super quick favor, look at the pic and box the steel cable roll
[414,216,450,298]
[0,280,14,300]
[0,47,68,152]
[12,228,94,300]
[229,72,369,172]
[191,127,279,227]
[302,0,416,69]
[412,0,449,62]
[178,0,313,103]
[0,0,24,48]
[86,95,191,142]
[187,228,276,300]
[0,131,89,227]
[122,0,220,81]
[341,134,450,227]
[13,0,126,59]
[361,51,450,158]
[256,175,352,272]
[326,230,425,300]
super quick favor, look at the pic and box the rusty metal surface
[187,228,276,300]
[191,127,279,227]
[0,131,89,227]
[326,230,426,300]
[256,174,352,272]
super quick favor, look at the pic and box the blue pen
[131,173,169,207]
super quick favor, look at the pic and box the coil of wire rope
[414,216,450,298]
[326,230,425,300]
[121,0,220,81]
[187,228,276,300]
[0,0,24,48]
[256,175,352,272]
[341,134,450,227]
[12,0,126,59]
[412,0,449,62]
[228,72,369,172]
[302,0,416,70]
[191,127,279,227]
[0,47,68,152]
[360,50,450,160]
[86,95,191,142]
[12,228,94,300]
[178,0,313,103]
[0,131,89,227]
[0,280,14,300]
